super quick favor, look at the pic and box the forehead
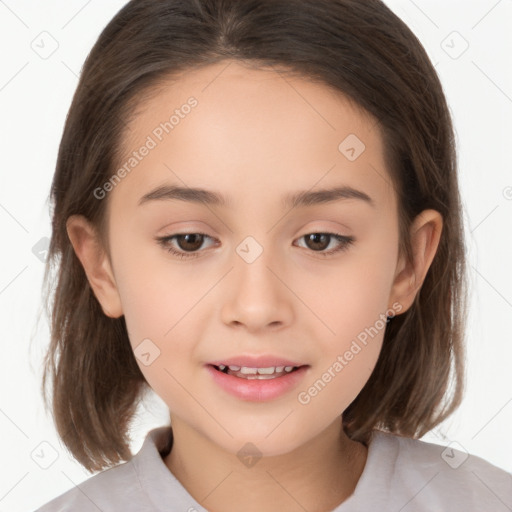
[110,60,396,216]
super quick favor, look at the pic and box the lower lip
[205,365,309,402]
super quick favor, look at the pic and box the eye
[156,233,216,260]
[155,232,355,260]
[294,233,355,257]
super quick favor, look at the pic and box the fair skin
[66,60,442,512]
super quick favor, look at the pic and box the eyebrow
[138,184,375,209]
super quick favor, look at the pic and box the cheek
[108,233,174,349]
[110,236,207,386]
[296,281,390,415]
[302,238,397,345]
[297,233,398,403]
[114,264,195,401]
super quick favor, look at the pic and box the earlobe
[66,214,123,318]
[388,209,443,314]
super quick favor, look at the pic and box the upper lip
[208,355,307,368]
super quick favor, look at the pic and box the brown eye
[296,233,355,257]
[173,233,205,252]
[156,231,354,260]
[303,233,330,251]
[155,232,216,260]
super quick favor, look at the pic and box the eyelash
[155,232,355,260]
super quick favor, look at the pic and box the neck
[163,415,368,512]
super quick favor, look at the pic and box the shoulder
[33,426,179,512]
[371,431,512,511]
[33,458,152,512]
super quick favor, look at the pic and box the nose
[219,243,294,333]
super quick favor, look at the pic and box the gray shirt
[34,425,512,511]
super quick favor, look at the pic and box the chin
[213,425,311,460]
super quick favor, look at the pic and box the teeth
[244,374,282,380]
[216,364,299,376]
[240,367,258,374]
[257,367,276,375]
[234,365,296,374]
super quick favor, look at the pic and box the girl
[35,0,512,511]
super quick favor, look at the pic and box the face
[99,60,405,456]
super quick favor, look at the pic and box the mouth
[209,364,305,380]
[206,361,310,401]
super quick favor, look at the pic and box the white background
[0,1,511,510]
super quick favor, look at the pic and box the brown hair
[40,0,468,472]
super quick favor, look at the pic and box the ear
[388,209,443,315]
[66,214,123,318]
